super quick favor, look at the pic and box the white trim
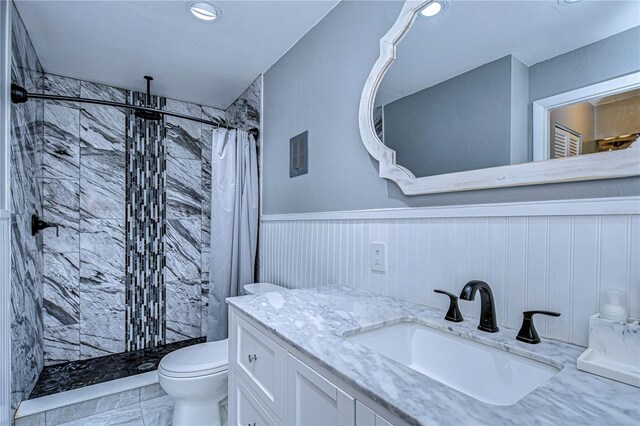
[0,0,11,423]
[14,371,158,419]
[533,72,640,161]
[358,1,640,196]
[260,197,640,222]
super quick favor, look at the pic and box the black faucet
[459,280,499,333]
[31,214,59,237]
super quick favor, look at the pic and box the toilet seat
[159,339,228,378]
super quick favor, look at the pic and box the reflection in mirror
[374,1,640,179]
[549,89,640,159]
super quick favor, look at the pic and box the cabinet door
[230,373,277,426]
[288,355,355,426]
[230,311,285,419]
[355,401,393,426]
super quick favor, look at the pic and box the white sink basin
[346,321,560,406]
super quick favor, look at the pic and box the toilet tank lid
[244,283,288,294]
[159,339,228,376]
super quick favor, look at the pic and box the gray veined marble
[43,75,80,180]
[226,76,261,130]
[166,156,202,218]
[165,99,202,160]
[10,3,45,410]
[44,324,80,365]
[43,179,80,253]
[166,280,202,343]
[44,73,81,97]
[165,218,201,282]
[79,219,126,358]
[228,286,640,426]
[43,252,80,328]
[79,81,126,220]
[10,214,43,409]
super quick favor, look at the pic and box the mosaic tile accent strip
[124,91,167,351]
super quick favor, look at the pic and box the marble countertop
[227,286,640,426]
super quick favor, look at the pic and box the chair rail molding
[261,196,640,222]
[358,0,640,196]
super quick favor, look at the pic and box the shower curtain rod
[10,84,259,138]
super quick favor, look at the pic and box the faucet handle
[434,290,464,322]
[516,310,561,344]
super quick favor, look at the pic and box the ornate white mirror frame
[358,0,640,196]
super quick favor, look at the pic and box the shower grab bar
[10,83,259,139]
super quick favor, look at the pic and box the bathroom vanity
[227,286,640,425]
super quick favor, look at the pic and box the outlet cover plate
[370,242,386,272]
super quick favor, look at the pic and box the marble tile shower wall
[40,74,236,365]
[10,3,45,410]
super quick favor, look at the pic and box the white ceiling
[15,0,339,109]
[376,0,640,106]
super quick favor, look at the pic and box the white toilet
[158,283,288,426]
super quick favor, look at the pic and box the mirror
[360,0,640,194]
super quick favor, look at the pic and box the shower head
[134,76,163,121]
[134,109,162,121]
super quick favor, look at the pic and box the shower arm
[10,83,259,139]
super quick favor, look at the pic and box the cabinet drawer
[233,374,278,426]
[231,313,284,418]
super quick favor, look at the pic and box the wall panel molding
[258,198,639,347]
[261,196,640,222]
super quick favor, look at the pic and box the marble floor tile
[165,99,202,160]
[166,156,201,219]
[49,392,141,426]
[140,394,174,426]
[43,252,79,327]
[44,324,80,365]
[139,383,166,402]
[14,412,45,426]
[166,280,202,343]
[165,218,201,282]
[43,180,80,254]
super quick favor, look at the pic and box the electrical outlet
[370,242,386,272]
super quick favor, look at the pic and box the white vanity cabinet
[288,354,355,425]
[229,309,395,426]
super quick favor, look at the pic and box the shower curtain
[207,129,258,341]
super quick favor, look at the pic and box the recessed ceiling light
[419,1,447,18]
[187,2,222,22]
[557,0,583,5]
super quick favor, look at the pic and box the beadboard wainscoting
[258,197,640,347]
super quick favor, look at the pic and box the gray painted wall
[382,56,512,178]
[262,2,640,215]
